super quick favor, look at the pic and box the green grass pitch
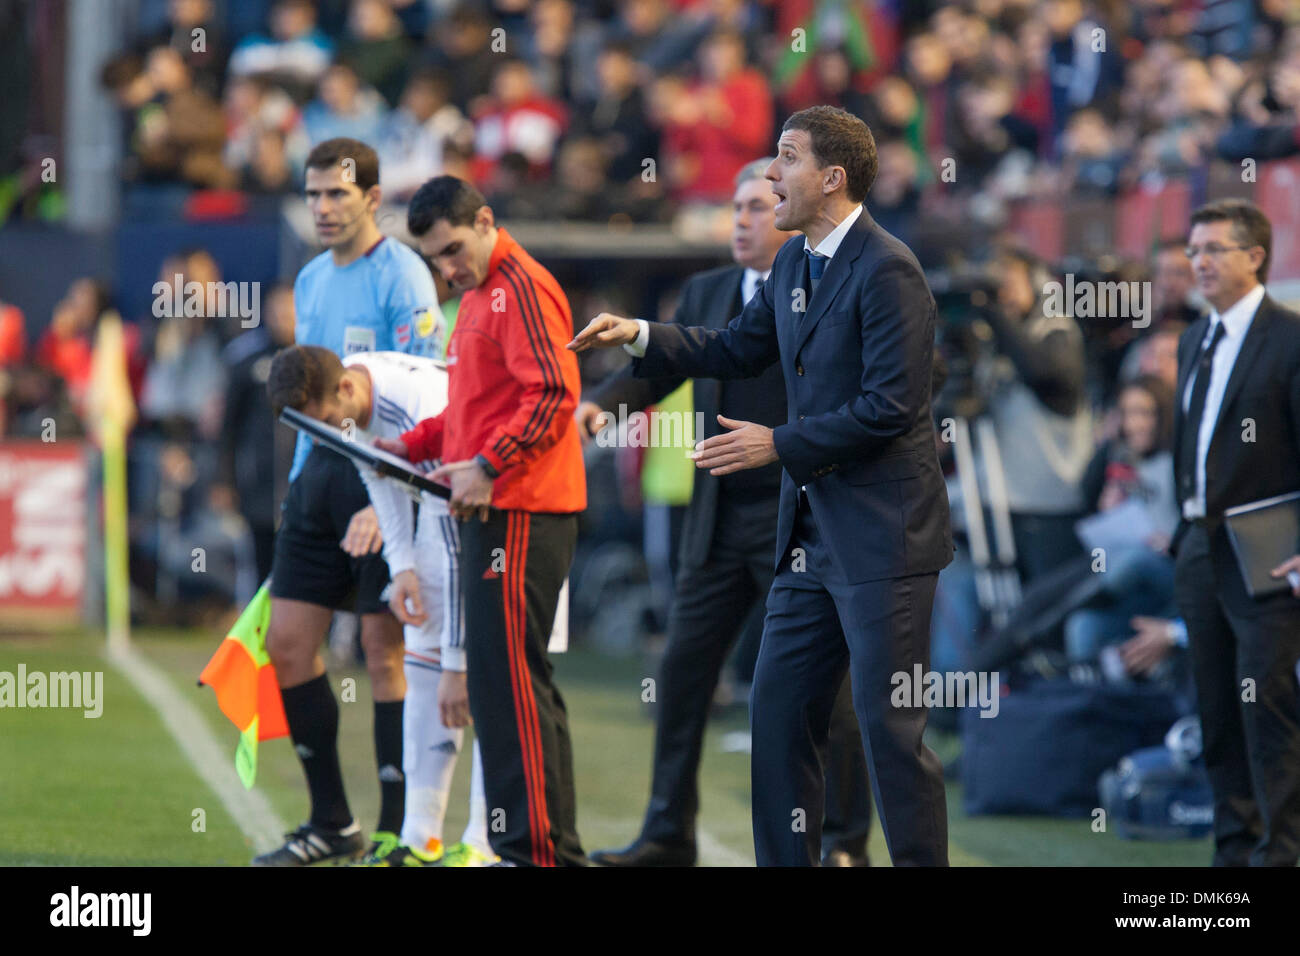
[0,629,1211,866]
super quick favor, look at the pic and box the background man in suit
[576,159,873,867]
[1173,198,1300,866]
[570,106,953,866]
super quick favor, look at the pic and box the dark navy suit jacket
[633,208,954,584]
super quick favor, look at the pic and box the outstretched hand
[567,313,641,353]
[690,415,777,476]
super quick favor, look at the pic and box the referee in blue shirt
[253,138,443,866]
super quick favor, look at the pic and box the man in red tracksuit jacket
[378,175,587,866]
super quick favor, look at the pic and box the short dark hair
[267,345,344,417]
[305,137,380,193]
[407,175,487,237]
[1188,198,1272,283]
[781,106,878,203]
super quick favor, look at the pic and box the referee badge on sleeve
[415,307,438,340]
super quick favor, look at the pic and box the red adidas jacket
[401,227,586,513]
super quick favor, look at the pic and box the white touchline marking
[108,643,287,853]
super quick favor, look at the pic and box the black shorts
[270,444,391,615]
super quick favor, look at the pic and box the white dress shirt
[741,266,770,307]
[803,202,863,258]
[624,205,863,358]
[1181,282,1265,519]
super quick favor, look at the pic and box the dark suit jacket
[633,208,954,584]
[1170,294,1300,595]
[589,265,786,568]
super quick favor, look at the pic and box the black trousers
[641,495,872,857]
[1175,522,1300,866]
[461,509,584,866]
[752,497,947,866]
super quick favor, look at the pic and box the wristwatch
[473,453,500,479]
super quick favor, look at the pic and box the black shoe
[821,848,870,867]
[589,838,697,867]
[251,820,366,866]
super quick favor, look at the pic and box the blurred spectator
[538,137,617,221]
[571,41,659,185]
[977,249,1093,581]
[1065,374,1179,662]
[104,45,230,188]
[1149,240,1202,326]
[482,151,548,219]
[339,0,414,107]
[1114,244,1201,388]
[868,138,922,245]
[903,30,957,157]
[522,0,579,104]
[138,249,228,442]
[1137,56,1231,177]
[600,0,710,78]
[376,69,473,201]
[227,0,335,103]
[951,70,1039,190]
[34,278,112,415]
[301,61,388,146]
[240,127,297,194]
[0,294,25,366]
[471,58,567,181]
[804,47,874,118]
[1130,323,1186,392]
[655,29,772,201]
[1045,0,1123,153]
[0,366,82,441]
[420,3,498,112]
[144,0,227,98]
[214,282,296,581]
[222,74,309,179]
[1059,107,1126,194]
[1217,40,1300,161]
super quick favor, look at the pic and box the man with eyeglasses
[1171,198,1300,867]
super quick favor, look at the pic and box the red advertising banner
[0,441,87,625]
[1255,158,1300,282]
[1115,180,1192,259]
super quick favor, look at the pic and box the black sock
[374,699,405,834]
[281,674,352,830]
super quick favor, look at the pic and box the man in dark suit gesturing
[577,159,873,867]
[570,106,953,866]
[1172,199,1300,866]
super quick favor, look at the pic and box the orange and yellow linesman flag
[199,583,287,788]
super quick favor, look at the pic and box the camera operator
[974,248,1094,582]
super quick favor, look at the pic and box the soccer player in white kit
[268,345,495,866]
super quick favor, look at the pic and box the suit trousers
[461,509,585,866]
[1175,522,1300,866]
[640,494,872,855]
[751,496,948,866]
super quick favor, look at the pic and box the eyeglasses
[1184,243,1252,259]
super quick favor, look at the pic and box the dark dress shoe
[821,848,871,867]
[589,839,697,867]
